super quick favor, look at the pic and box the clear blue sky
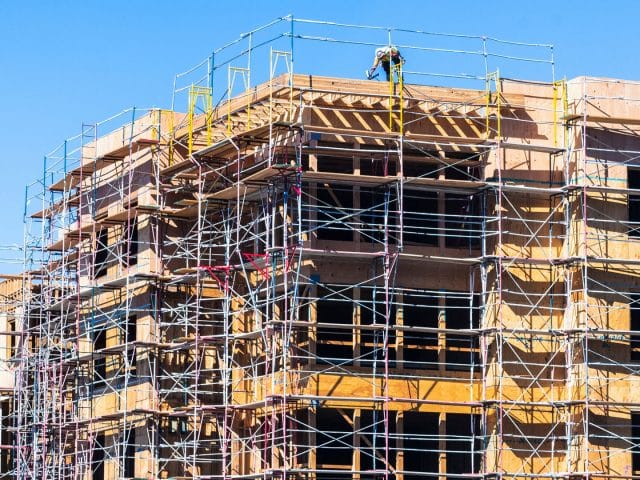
[0,0,637,270]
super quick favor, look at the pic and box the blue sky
[0,0,638,270]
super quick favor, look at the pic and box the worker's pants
[382,57,401,82]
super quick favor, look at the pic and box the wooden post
[396,292,404,370]
[439,298,446,373]
[354,288,361,367]
[310,284,317,366]
[309,138,318,249]
[439,412,447,479]
[396,411,404,480]
[438,158,446,252]
[353,142,361,250]
[353,409,361,480]
[309,406,317,480]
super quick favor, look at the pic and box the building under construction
[4,15,640,480]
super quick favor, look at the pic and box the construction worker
[367,46,404,82]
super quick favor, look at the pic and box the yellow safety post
[485,74,491,139]
[387,62,404,134]
[562,78,568,149]
[399,61,404,135]
[496,70,501,140]
[189,85,196,155]
[206,90,212,146]
[388,63,394,132]
[227,68,232,136]
[553,81,558,146]
[188,85,213,157]
[168,109,175,166]
[247,83,251,131]
[485,71,501,140]
[552,79,567,147]
[151,108,159,142]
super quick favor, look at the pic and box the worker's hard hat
[375,48,385,59]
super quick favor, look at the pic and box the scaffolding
[8,15,640,480]
[0,274,20,479]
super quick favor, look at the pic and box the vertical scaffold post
[208,51,215,96]
[388,58,393,131]
[247,33,252,129]
[289,15,295,121]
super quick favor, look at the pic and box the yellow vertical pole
[485,71,502,140]
[399,62,404,136]
[227,67,233,136]
[188,85,195,156]
[188,86,212,156]
[553,81,558,147]
[206,89,213,146]
[168,109,174,166]
[388,61,394,132]
[247,32,252,130]
[485,74,491,139]
[563,78,568,149]
[551,82,559,184]
[247,86,251,130]
[151,108,159,141]
[496,70,501,140]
